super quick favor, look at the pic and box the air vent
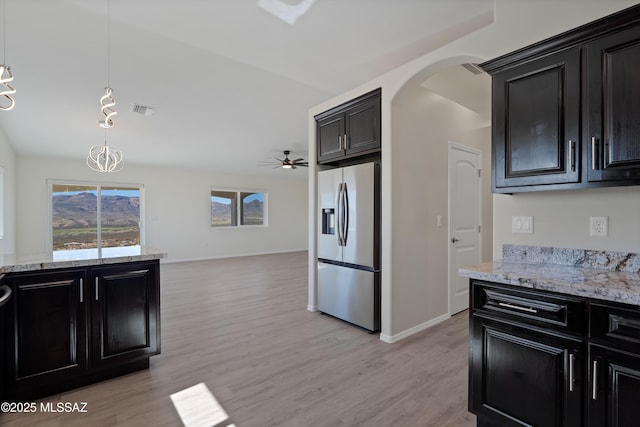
[131,104,155,116]
[461,63,484,75]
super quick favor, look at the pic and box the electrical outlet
[590,216,608,237]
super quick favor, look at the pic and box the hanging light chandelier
[87,131,124,172]
[0,0,15,111]
[87,0,123,172]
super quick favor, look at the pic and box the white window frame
[47,179,145,253]
[210,187,268,228]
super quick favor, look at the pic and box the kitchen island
[0,247,166,401]
[460,245,640,427]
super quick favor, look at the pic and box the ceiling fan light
[282,164,292,169]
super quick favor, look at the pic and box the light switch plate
[590,216,608,237]
[512,216,533,234]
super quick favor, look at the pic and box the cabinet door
[589,344,640,427]
[5,269,87,397]
[345,94,380,156]
[91,261,160,370]
[317,111,345,163]
[586,25,640,182]
[470,316,583,426]
[492,48,580,191]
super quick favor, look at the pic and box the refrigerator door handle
[342,182,349,245]
[336,183,344,246]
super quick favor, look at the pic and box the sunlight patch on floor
[170,383,235,427]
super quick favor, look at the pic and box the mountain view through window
[51,183,141,252]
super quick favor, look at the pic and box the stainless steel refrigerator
[317,162,380,332]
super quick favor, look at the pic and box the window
[211,189,266,227]
[50,181,143,257]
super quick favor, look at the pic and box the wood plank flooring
[2,251,475,427]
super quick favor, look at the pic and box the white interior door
[448,143,482,315]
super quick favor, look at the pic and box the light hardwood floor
[2,251,475,427]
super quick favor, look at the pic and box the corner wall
[388,88,491,337]
[16,156,308,261]
[0,128,15,255]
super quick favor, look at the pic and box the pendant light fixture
[87,0,123,172]
[0,0,15,111]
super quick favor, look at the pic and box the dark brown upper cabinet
[316,88,381,164]
[586,24,640,183]
[491,48,580,190]
[482,4,640,193]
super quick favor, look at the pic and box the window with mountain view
[50,182,142,255]
[211,189,266,227]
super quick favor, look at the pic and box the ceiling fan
[258,150,308,169]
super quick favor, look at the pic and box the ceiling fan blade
[291,158,304,163]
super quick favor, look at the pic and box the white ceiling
[0,0,494,177]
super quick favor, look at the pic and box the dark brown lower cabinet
[470,316,583,427]
[470,280,640,427]
[4,260,160,400]
[5,269,88,399]
[588,345,640,427]
[91,263,160,371]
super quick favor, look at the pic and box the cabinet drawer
[472,281,585,334]
[590,303,640,354]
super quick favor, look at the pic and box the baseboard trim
[162,249,308,264]
[379,313,451,344]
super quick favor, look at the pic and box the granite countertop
[0,246,167,274]
[459,245,640,306]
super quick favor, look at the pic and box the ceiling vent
[461,63,485,75]
[131,104,155,116]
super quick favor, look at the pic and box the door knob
[451,237,460,243]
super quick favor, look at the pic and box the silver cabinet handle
[569,353,575,392]
[497,302,538,314]
[343,134,347,150]
[79,278,83,303]
[95,277,99,301]
[592,360,599,400]
[338,135,342,149]
[0,285,11,306]
[568,140,575,172]
[591,137,598,170]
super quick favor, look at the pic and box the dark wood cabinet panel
[91,262,160,369]
[316,88,380,164]
[586,25,640,182]
[316,112,345,162]
[588,344,640,427]
[483,4,640,192]
[491,48,580,190]
[3,260,161,400]
[470,280,640,427]
[4,269,87,396]
[344,94,380,157]
[470,315,582,426]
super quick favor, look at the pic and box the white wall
[389,88,491,336]
[308,0,639,341]
[16,156,308,261]
[493,187,640,258]
[0,128,16,255]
